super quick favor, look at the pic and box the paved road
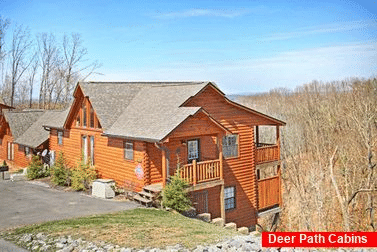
[0,238,29,252]
[0,179,139,231]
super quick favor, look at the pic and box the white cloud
[263,20,377,42]
[153,8,257,19]
[90,41,377,94]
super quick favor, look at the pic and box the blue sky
[1,0,376,94]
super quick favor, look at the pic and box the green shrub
[71,156,97,191]
[162,170,192,212]
[51,152,71,186]
[27,155,48,180]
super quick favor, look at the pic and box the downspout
[154,142,170,186]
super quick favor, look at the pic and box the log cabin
[45,81,285,229]
[0,108,66,171]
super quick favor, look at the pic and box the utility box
[1,171,10,180]
[92,179,115,199]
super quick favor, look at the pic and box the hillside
[236,77,377,232]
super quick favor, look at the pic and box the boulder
[237,226,250,235]
[197,213,211,222]
[211,217,225,227]
[224,222,237,230]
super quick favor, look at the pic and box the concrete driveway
[0,179,139,231]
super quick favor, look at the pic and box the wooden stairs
[133,183,162,207]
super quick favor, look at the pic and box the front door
[187,139,200,163]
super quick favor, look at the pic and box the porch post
[219,136,223,180]
[218,134,225,221]
[162,149,167,187]
[193,159,197,186]
[220,184,225,221]
[276,126,280,157]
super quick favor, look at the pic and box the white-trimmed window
[187,139,199,162]
[7,142,14,161]
[24,146,30,156]
[90,136,95,165]
[223,135,238,158]
[82,135,88,162]
[224,186,236,210]
[57,130,63,145]
[124,141,133,160]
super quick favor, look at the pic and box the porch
[180,159,223,186]
[255,125,281,165]
[158,131,226,220]
[255,125,282,212]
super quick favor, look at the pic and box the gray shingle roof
[4,110,45,140]
[42,106,71,129]
[80,82,210,141]
[15,110,65,148]
[79,82,146,130]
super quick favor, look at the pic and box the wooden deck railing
[256,144,279,164]
[258,175,280,210]
[180,159,221,185]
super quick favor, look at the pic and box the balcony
[258,174,281,210]
[256,143,279,164]
[180,159,223,186]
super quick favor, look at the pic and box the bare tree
[26,53,38,108]
[37,32,60,109]
[62,33,102,102]
[0,16,10,89]
[10,24,33,107]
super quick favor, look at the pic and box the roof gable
[184,84,286,126]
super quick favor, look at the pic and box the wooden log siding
[256,144,279,164]
[183,85,264,227]
[181,159,221,185]
[258,175,280,210]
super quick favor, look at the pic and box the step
[143,183,163,194]
[138,190,155,199]
[133,194,152,205]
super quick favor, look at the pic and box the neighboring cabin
[43,81,285,228]
[0,106,66,171]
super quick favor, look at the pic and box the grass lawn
[3,208,237,249]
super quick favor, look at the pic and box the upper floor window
[90,107,95,128]
[187,139,200,163]
[124,141,133,160]
[83,103,87,127]
[223,135,238,158]
[75,98,100,129]
[57,130,63,145]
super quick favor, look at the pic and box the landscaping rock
[237,226,249,235]
[56,242,65,249]
[211,217,224,227]
[21,233,33,243]
[196,213,211,222]
[224,222,237,230]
